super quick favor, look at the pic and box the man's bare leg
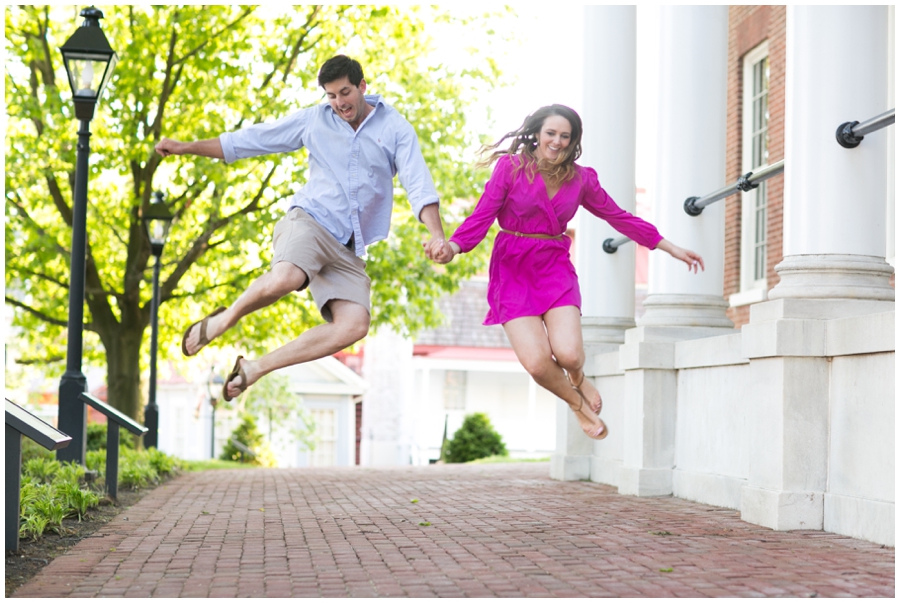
[182,261,308,356]
[223,299,370,400]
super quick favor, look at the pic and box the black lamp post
[56,6,118,464]
[207,368,225,459]
[142,192,173,449]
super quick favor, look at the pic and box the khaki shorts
[272,208,371,322]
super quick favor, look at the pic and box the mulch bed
[5,484,159,597]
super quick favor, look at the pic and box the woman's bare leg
[543,306,603,413]
[502,314,605,437]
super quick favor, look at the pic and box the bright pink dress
[449,155,664,326]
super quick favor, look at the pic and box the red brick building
[724,6,787,327]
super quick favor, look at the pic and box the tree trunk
[101,326,146,425]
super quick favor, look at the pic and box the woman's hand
[424,239,458,264]
[656,239,705,273]
[433,241,459,264]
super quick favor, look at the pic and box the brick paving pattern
[13,463,894,597]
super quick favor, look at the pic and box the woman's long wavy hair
[476,104,583,185]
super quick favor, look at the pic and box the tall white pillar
[769,5,893,302]
[576,5,638,350]
[553,5,637,482]
[741,6,893,533]
[618,6,731,498]
[640,6,732,330]
[360,330,414,466]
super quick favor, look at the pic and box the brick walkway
[13,463,894,597]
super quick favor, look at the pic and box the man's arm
[419,203,451,261]
[155,137,224,159]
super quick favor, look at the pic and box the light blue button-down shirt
[219,94,439,256]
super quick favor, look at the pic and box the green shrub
[23,457,61,483]
[221,414,268,465]
[444,413,508,464]
[86,422,135,451]
[21,437,54,463]
[17,447,181,540]
[53,461,86,485]
[86,449,105,474]
[145,448,180,476]
[56,481,100,521]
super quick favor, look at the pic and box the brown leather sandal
[567,372,608,440]
[181,306,226,357]
[223,355,249,402]
[566,372,602,414]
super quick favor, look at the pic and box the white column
[618,6,731,498]
[360,330,414,466]
[553,5,636,482]
[640,5,732,330]
[770,5,893,301]
[740,6,893,533]
[888,6,895,267]
[576,5,637,350]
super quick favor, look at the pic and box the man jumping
[156,55,449,401]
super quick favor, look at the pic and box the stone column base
[741,486,824,530]
[768,254,895,301]
[550,453,591,481]
[582,316,636,347]
[549,400,593,481]
[825,492,894,547]
[618,466,672,496]
[638,294,734,329]
[590,456,622,487]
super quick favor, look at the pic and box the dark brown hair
[476,104,583,184]
[318,55,364,88]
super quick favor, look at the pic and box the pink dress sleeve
[449,156,513,253]
[580,167,663,249]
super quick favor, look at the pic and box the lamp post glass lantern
[60,7,118,121]
[142,192,172,449]
[56,6,118,465]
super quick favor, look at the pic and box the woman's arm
[435,156,513,263]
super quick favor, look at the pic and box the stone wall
[580,309,894,546]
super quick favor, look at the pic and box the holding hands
[423,238,458,264]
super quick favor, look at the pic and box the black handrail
[6,399,72,552]
[684,160,785,217]
[836,108,895,148]
[602,236,632,254]
[79,393,147,500]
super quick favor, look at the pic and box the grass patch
[181,459,255,472]
[466,455,551,464]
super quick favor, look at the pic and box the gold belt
[500,228,564,240]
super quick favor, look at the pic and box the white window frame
[732,41,770,308]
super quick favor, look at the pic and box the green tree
[226,371,316,449]
[5,6,501,421]
[444,412,507,463]
[220,413,275,467]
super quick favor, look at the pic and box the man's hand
[428,240,458,265]
[155,137,184,157]
[423,237,448,262]
[154,137,225,160]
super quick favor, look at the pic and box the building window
[309,407,336,466]
[737,41,770,303]
[443,370,467,411]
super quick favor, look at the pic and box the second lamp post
[142,191,172,449]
